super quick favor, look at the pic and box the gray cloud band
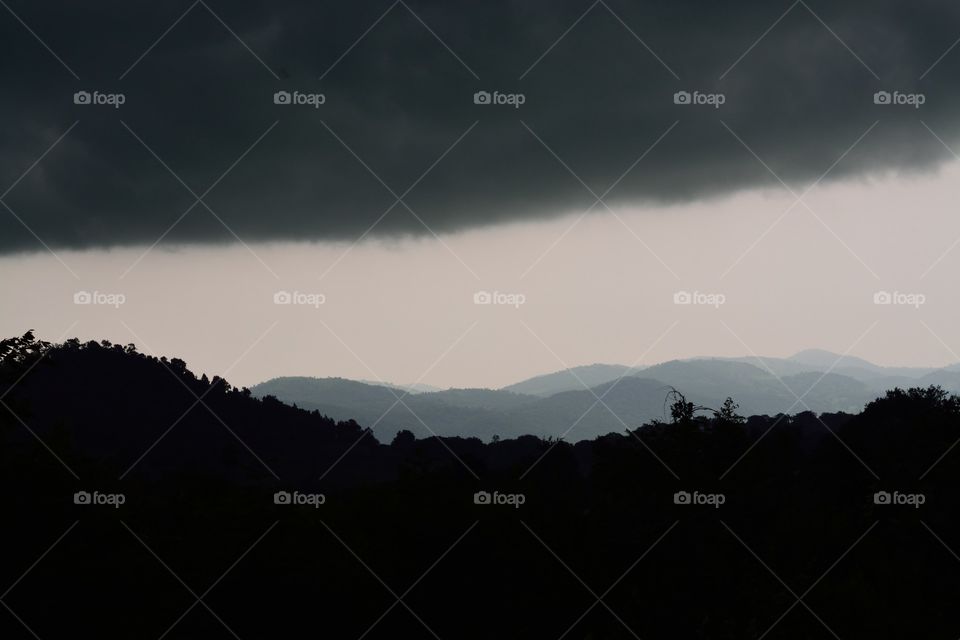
[0,0,957,253]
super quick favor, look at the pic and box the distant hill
[641,360,780,401]
[502,349,958,400]
[253,375,672,442]
[499,377,676,439]
[919,369,960,393]
[250,350,960,442]
[254,376,399,410]
[780,372,877,413]
[251,377,537,441]
[252,375,660,441]
[253,361,877,442]
[787,348,938,379]
[501,363,637,397]
[416,387,537,411]
[357,379,440,394]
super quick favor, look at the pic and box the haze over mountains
[252,350,960,443]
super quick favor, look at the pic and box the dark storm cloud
[1,0,959,252]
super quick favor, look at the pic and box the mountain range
[251,349,960,443]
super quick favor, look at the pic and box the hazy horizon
[3,0,960,391]
[255,345,955,392]
[4,162,960,389]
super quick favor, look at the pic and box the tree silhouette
[2,334,959,639]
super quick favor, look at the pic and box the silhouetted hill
[5,332,960,638]
[0,337,393,486]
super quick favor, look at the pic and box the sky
[2,0,960,388]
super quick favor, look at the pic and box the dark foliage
[1,333,958,638]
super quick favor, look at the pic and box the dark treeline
[1,332,959,638]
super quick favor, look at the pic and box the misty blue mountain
[251,350,960,442]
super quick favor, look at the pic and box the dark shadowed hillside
[4,332,960,639]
